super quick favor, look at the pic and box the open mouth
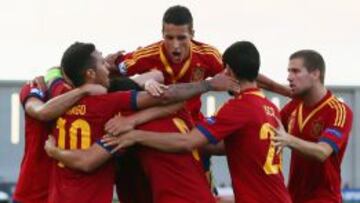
[172,51,181,57]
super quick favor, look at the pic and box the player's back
[223,90,291,203]
[49,91,136,203]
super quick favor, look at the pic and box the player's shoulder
[327,95,351,111]
[221,96,250,112]
[326,95,353,122]
[282,98,301,111]
[191,40,221,58]
[130,41,161,59]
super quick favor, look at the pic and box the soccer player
[272,50,353,203]
[13,76,106,203]
[47,41,238,203]
[102,41,292,203]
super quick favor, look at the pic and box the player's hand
[271,117,292,154]
[105,50,125,72]
[144,79,168,97]
[101,130,138,153]
[30,76,47,92]
[44,135,57,158]
[104,112,134,136]
[208,72,240,93]
[80,84,107,96]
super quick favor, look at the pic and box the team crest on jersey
[191,66,205,82]
[311,119,325,138]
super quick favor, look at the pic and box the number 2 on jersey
[260,123,282,175]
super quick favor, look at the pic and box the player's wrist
[131,130,143,143]
[287,134,297,148]
[201,80,213,92]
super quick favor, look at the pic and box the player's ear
[310,69,321,82]
[224,64,234,77]
[85,68,96,81]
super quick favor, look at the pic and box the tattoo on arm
[162,81,210,102]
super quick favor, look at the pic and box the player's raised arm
[26,83,107,121]
[256,74,292,97]
[135,72,240,109]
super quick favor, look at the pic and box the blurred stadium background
[1,80,359,202]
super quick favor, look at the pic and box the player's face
[287,58,314,96]
[92,50,110,88]
[162,23,193,64]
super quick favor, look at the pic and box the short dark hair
[223,41,260,82]
[108,77,143,92]
[162,5,193,31]
[61,42,96,87]
[290,50,325,83]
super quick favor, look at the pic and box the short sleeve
[205,48,223,77]
[196,99,246,144]
[116,48,157,76]
[319,103,353,154]
[106,90,139,112]
[19,84,46,108]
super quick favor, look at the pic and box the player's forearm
[257,74,291,97]
[50,148,93,172]
[160,81,211,104]
[288,135,331,162]
[51,148,109,173]
[30,88,88,121]
[133,130,195,153]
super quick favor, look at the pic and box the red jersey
[48,85,138,203]
[13,84,51,203]
[281,91,353,203]
[135,113,216,203]
[196,88,292,203]
[116,40,223,122]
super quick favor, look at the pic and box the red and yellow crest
[311,119,325,138]
[191,66,205,82]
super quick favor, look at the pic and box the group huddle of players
[13,5,353,203]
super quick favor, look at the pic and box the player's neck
[302,84,327,107]
[239,81,257,93]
